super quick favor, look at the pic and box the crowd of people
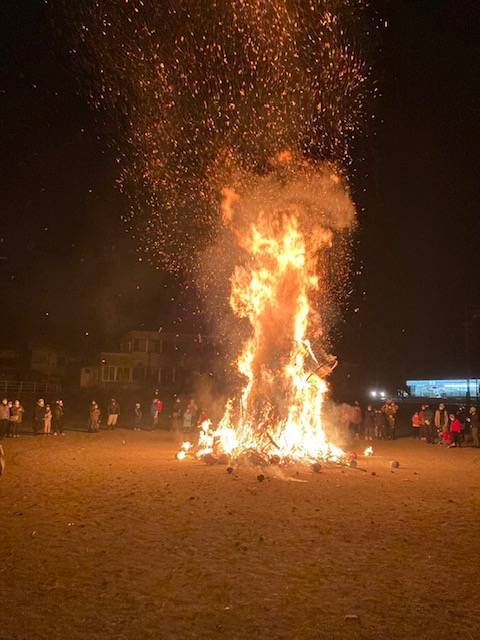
[86,396,206,433]
[0,398,25,438]
[0,397,65,438]
[344,399,480,448]
[2,393,480,449]
[345,400,400,441]
[411,403,479,448]
[0,394,209,438]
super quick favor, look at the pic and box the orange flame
[179,157,353,466]
[213,203,343,463]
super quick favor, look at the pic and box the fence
[0,380,62,397]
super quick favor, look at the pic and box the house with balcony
[80,329,217,391]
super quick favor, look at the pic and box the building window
[160,367,173,386]
[116,367,130,382]
[133,338,147,352]
[150,340,161,353]
[103,366,115,381]
[133,364,145,383]
[116,367,131,382]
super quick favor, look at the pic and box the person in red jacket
[411,410,423,439]
[449,413,463,448]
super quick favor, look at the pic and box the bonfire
[178,155,357,467]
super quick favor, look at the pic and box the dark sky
[1,1,480,385]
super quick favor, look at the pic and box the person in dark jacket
[53,400,65,436]
[374,408,386,439]
[423,404,434,443]
[133,402,143,431]
[350,401,363,439]
[466,406,480,448]
[363,404,375,441]
[33,399,46,436]
[107,399,120,429]
[0,398,10,438]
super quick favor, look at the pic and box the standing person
[107,398,120,430]
[411,409,422,439]
[434,403,449,441]
[34,399,46,436]
[9,400,24,438]
[53,400,65,436]
[363,404,375,441]
[374,408,386,439]
[150,397,164,429]
[383,401,399,440]
[6,401,13,436]
[44,403,53,435]
[423,404,434,443]
[466,406,480,448]
[350,401,363,439]
[133,402,143,431]
[88,401,100,433]
[457,406,468,444]
[449,413,463,448]
[187,399,199,427]
[417,404,427,439]
[0,398,10,438]
[171,397,182,432]
[182,406,193,432]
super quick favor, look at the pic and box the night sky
[2,1,480,387]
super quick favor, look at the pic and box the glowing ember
[176,441,192,460]
[363,446,374,457]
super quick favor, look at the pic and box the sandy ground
[1,432,480,640]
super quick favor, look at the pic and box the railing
[0,380,62,396]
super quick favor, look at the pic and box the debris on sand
[390,460,400,469]
[311,462,322,473]
[226,466,234,475]
[256,474,265,482]
[344,613,360,623]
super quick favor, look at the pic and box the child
[440,429,453,446]
[411,410,422,439]
[44,404,52,435]
[449,413,463,448]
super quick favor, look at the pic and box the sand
[1,432,480,640]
